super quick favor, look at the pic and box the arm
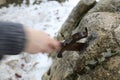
[0,21,26,59]
[0,21,60,59]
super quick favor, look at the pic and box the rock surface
[0,0,67,7]
[42,0,120,80]
[0,0,6,5]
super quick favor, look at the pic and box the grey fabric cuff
[0,21,26,59]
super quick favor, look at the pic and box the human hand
[24,27,60,54]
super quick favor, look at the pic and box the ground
[0,0,80,80]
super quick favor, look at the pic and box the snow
[0,0,79,37]
[0,0,79,80]
[0,0,99,80]
[96,0,100,2]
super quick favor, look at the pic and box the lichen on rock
[42,0,120,80]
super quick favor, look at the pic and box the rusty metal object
[57,28,88,58]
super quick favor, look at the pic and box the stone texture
[48,0,66,3]
[57,0,96,40]
[42,0,120,80]
[0,0,30,7]
[0,0,6,5]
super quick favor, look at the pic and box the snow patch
[0,0,79,80]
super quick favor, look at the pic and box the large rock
[42,0,120,80]
[0,0,6,7]
[0,0,6,5]
[0,0,30,7]
[0,0,67,7]
[57,0,96,40]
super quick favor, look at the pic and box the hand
[24,27,60,54]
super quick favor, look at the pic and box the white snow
[0,0,79,80]
[96,0,100,2]
[0,0,99,79]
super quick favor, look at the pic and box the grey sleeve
[0,21,26,59]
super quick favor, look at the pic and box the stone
[42,0,120,80]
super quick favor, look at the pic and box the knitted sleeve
[0,21,26,59]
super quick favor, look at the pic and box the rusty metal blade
[57,43,87,58]
[63,43,87,51]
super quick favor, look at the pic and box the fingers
[24,28,61,54]
[43,46,54,53]
[39,30,61,53]
[42,40,61,53]
[49,38,61,49]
